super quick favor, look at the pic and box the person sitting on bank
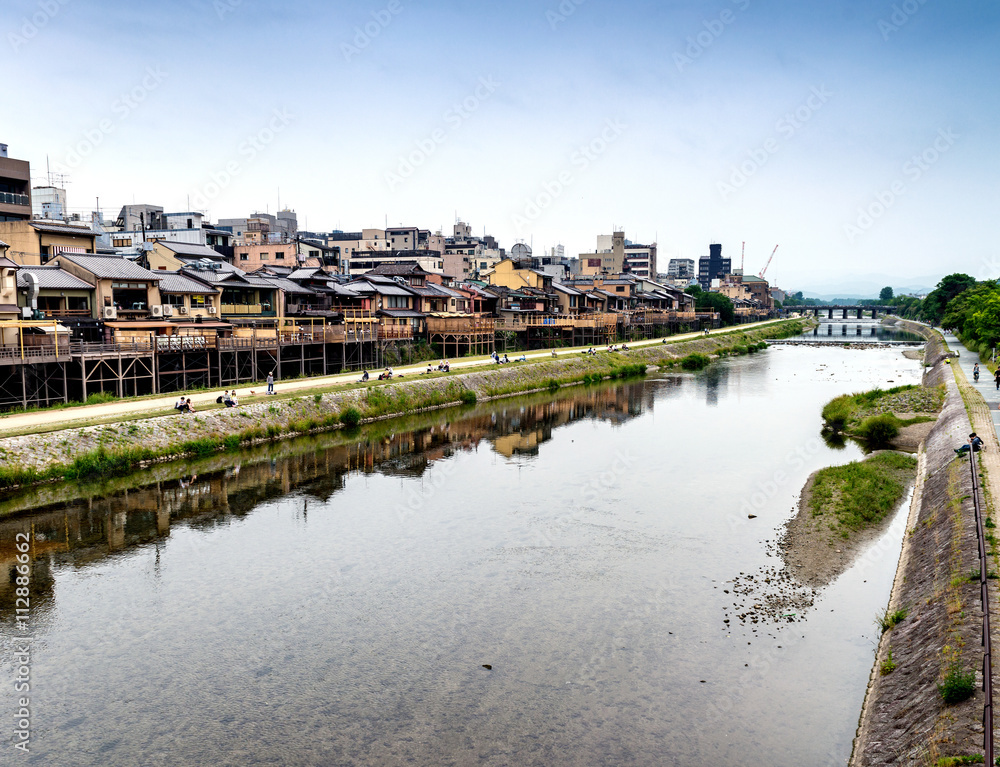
[956,433,984,455]
[502,353,509,363]
[217,390,229,404]
[361,369,369,382]
[175,396,189,413]
[185,397,196,412]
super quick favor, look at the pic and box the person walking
[994,367,1000,390]
[267,371,275,394]
[974,363,980,382]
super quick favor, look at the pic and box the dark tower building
[698,243,731,290]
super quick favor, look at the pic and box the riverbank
[0,320,805,496]
[784,452,917,588]
[851,325,995,766]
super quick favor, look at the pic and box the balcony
[0,192,29,206]
[221,304,276,317]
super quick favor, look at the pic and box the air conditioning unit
[161,305,173,317]
[150,305,164,318]
[103,306,118,320]
[207,306,218,315]
[178,305,188,315]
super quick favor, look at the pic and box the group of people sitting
[174,397,196,413]
[423,360,452,374]
[492,352,511,364]
[216,390,240,407]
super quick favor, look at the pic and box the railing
[0,343,69,360]
[379,326,414,340]
[968,442,994,766]
[0,192,29,207]
[116,309,149,319]
[71,340,154,355]
[39,309,92,318]
[222,304,274,316]
[154,336,211,351]
[426,315,496,334]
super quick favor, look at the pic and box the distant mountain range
[787,273,942,301]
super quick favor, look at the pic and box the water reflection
[0,383,649,625]
[791,321,923,343]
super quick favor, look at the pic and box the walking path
[0,318,789,435]
[943,330,1000,447]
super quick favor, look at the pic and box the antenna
[741,241,745,272]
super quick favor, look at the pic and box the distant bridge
[797,305,895,320]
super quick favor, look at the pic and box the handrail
[968,442,994,766]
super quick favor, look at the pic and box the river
[0,336,925,765]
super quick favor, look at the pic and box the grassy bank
[808,452,918,536]
[822,385,944,445]
[0,319,805,491]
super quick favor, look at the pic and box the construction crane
[740,241,745,274]
[759,244,778,280]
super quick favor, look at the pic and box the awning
[104,320,233,330]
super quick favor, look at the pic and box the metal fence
[968,444,994,766]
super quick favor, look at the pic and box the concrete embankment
[0,321,803,490]
[851,326,994,765]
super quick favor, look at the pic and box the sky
[4,0,998,294]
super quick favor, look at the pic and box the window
[163,294,184,306]
[191,295,207,308]
[187,218,193,229]
[275,251,285,260]
[260,253,268,260]
[239,253,249,261]
[386,295,408,308]
[113,237,132,247]
[616,286,625,293]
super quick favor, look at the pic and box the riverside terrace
[0,306,723,410]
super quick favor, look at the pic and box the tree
[696,291,735,325]
[684,284,703,297]
[879,286,894,301]
[922,273,976,324]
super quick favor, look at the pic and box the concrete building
[667,258,696,281]
[31,186,67,221]
[0,144,32,222]
[698,244,731,290]
[0,220,98,265]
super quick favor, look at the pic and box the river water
[0,336,925,766]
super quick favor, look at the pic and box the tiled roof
[17,266,93,290]
[258,276,315,295]
[156,271,220,295]
[56,254,158,280]
[29,222,97,238]
[156,241,227,257]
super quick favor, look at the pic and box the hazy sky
[5,0,997,292]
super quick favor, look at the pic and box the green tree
[922,273,976,324]
[696,291,735,325]
[879,286,894,301]
[684,284,703,297]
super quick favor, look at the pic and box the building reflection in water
[0,381,654,626]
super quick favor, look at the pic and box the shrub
[180,437,220,457]
[856,414,900,446]
[877,606,908,633]
[821,395,854,432]
[880,648,897,676]
[85,391,118,405]
[546,379,560,392]
[340,406,362,428]
[460,390,477,405]
[938,664,976,704]
[680,353,711,371]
